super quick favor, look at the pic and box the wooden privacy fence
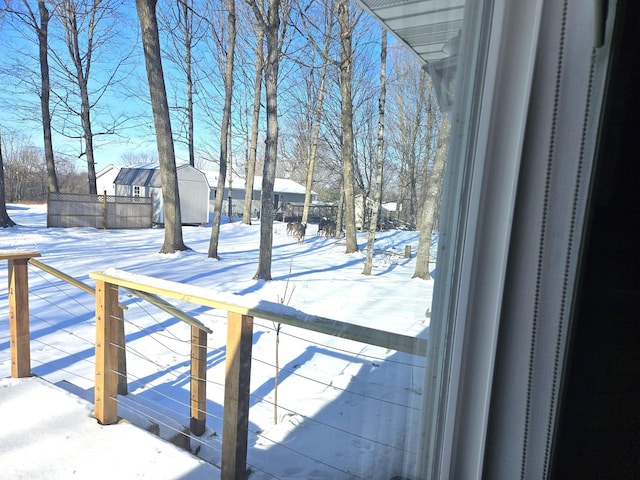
[3,252,428,480]
[47,192,152,229]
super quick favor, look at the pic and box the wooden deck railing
[3,252,427,480]
[89,268,427,480]
[3,251,40,378]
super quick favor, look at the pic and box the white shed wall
[177,166,210,225]
[96,166,121,195]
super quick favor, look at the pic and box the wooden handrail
[89,269,427,356]
[2,253,128,394]
[128,289,212,334]
[29,258,128,311]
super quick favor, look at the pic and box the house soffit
[356,0,464,64]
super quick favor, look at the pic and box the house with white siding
[203,170,315,219]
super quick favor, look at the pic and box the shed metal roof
[113,163,205,188]
[114,166,160,187]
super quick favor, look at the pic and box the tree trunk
[208,0,236,259]
[302,55,328,225]
[183,0,195,167]
[60,0,98,194]
[136,0,186,253]
[335,180,344,237]
[363,31,387,275]
[242,30,263,225]
[0,133,16,228]
[254,22,279,279]
[248,0,283,281]
[36,0,59,193]
[413,115,450,279]
[79,71,97,194]
[337,0,357,254]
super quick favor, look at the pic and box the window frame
[420,0,545,476]
[416,0,616,478]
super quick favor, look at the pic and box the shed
[112,164,210,225]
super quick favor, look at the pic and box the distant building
[95,164,122,196]
[97,164,316,224]
[355,194,397,230]
[203,171,316,219]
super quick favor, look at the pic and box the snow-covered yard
[0,204,433,479]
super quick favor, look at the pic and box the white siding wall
[177,166,210,225]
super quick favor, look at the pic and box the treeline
[2,132,87,203]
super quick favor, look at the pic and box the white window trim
[417,0,615,477]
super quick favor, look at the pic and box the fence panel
[48,193,152,229]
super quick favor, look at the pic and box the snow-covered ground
[0,376,219,479]
[0,204,433,479]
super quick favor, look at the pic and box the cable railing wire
[253,319,427,369]
[109,343,226,423]
[28,266,94,314]
[113,325,417,475]
[30,356,95,385]
[117,305,421,475]
[120,316,194,359]
[5,264,425,479]
[112,395,223,454]
[30,313,95,347]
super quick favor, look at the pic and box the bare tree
[0,131,17,227]
[246,0,290,280]
[158,0,205,167]
[387,51,431,228]
[413,114,449,280]
[336,0,360,253]
[2,136,48,202]
[53,0,129,194]
[0,13,16,226]
[300,11,331,225]
[363,29,386,275]
[208,0,236,259]
[241,27,263,225]
[136,0,186,253]
[9,0,59,193]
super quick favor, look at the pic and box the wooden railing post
[221,312,254,480]
[190,325,207,435]
[6,252,40,378]
[95,279,120,425]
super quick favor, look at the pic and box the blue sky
[0,2,396,175]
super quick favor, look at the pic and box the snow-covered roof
[202,170,314,195]
[106,164,312,195]
[203,170,245,189]
[95,164,122,177]
[263,176,311,195]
